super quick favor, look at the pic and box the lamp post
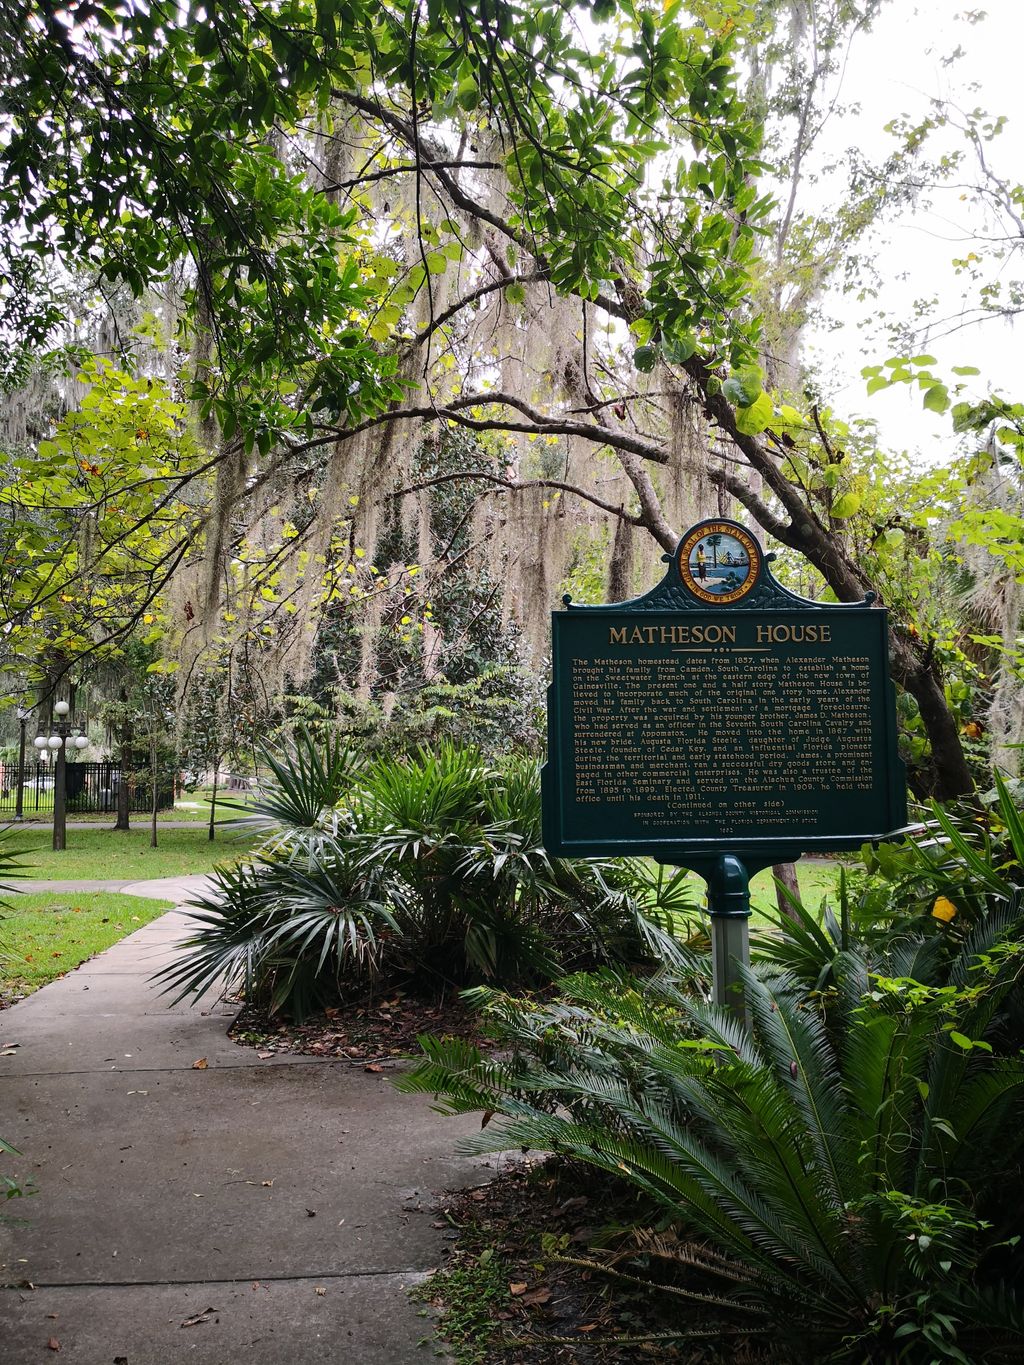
[33,701,89,852]
[14,705,30,822]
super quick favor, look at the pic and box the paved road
[0,884,486,1362]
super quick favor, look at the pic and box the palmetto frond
[227,726,365,855]
[152,847,399,1018]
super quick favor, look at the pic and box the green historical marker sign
[541,519,909,1021]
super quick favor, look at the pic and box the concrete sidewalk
[11,875,219,898]
[0,890,486,1362]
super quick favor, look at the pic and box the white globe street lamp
[34,700,90,851]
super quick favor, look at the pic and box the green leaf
[633,345,657,373]
[663,333,697,365]
[923,383,949,414]
[830,492,862,519]
[456,76,478,111]
[722,365,762,407]
[734,390,773,435]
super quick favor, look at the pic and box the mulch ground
[227,985,489,1068]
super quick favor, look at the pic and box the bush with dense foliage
[402,792,1024,1362]
[156,731,696,1017]
[754,772,1024,997]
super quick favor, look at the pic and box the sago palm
[401,940,1024,1361]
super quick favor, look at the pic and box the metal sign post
[542,519,909,1023]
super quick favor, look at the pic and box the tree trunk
[114,712,131,831]
[149,727,159,848]
[700,409,975,802]
[901,661,974,801]
[772,862,801,923]
[208,761,219,842]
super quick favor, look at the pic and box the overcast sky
[801,0,1023,461]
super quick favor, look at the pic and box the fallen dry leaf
[47,1339,60,1352]
[192,1057,209,1070]
[363,1063,383,1073]
[181,1306,218,1327]
[509,1282,528,1297]
[522,1287,552,1306]
[305,1208,317,1218]
[314,1286,326,1297]
[261,1180,274,1188]
[578,1324,598,1333]
[256,1051,275,1060]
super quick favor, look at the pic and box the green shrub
[401,942,1024,1362]
[399,785,1024,1358]
[754,773,1024,1009]
[157,731,696,1016]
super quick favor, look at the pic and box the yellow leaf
[932,896,957,923]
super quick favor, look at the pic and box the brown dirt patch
[425,1157,773,1363]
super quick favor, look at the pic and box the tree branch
[392,469,644,526]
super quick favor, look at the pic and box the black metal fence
[0,761,175,817]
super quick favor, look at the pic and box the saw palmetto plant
[157,735,695,1016]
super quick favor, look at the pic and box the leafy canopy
[1,0,768,447]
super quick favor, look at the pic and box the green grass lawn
[169,789,259,823]
[12,788,259,825]
[750,858,844,912]
[0,891,174,1001]
[4,824,255,883]
[675,856,849,927]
